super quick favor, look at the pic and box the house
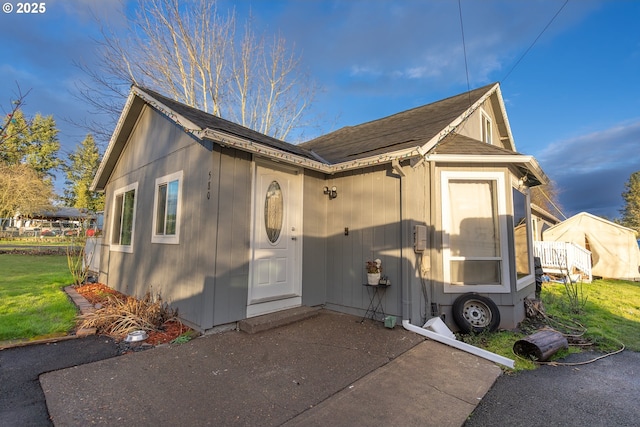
[91,82,548,333]
[530,203,562,242]
[542,212,640,281]
[14,207,88,236]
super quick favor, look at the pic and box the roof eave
[493,85,516,151]
[416,83,501,157]
[91,90,140,191]
[425,153,549,186]
[203,128,423,174]
[91,86,205,192]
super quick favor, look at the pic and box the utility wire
[502,0,570,83]
[540,187,567,220]
[457,0,472,107]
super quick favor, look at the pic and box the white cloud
[538,119,640,218]
[271,0,597,95]
[538,120,640,175]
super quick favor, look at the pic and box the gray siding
[457,98,509,150]
[97,100,536,332]
[428,163,536,330]
[323,166,403,318]
[100,107,252,330]
[301,170,328,306]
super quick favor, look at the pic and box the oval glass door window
[264,180,284,243]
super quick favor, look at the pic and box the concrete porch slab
[238,305,322,334]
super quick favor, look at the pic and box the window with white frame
[512,183,533,289]
[111,182,138,253]
[441,171,510,293]
[481,110,492,144]
[152,170,183,244]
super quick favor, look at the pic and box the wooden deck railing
[534,241,593,283]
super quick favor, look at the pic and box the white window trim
[512,178,535,291]
[441,171,510,293]
[480,108,493,145]
[110,182,138,253]
[151,170,183,244]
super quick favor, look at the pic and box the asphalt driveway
[0,336,119,426]
[465,350,640,426]
[1,317,638,426]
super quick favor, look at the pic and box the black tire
[452,293,500,333]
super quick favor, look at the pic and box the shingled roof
[94,82,547,191]
[298,83,497,163]
[138,87,317,161]
[432,132,520,156]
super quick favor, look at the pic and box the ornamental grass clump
[79,291,178,337]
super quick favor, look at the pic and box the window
[152,171,183,244]
[264,180,283,244]
[481,110,492,144]
[111,182,138,253]
[441,171,509,293]
[512,184,533,289]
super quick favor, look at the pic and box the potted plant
[366,258,382,285]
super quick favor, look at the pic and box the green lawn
[464,278,640,371]
[0,254,77,341]
[543,279,640,352]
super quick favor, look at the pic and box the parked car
[39,221,63,237]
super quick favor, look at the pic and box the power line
[501,0,570,83]
[458,0,472,107]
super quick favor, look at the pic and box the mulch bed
[74,283,192,346]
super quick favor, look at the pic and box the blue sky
[1,0,638,219]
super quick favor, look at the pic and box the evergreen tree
[620,171,640,233]
[0,109,61,178]
[63,134,104,211]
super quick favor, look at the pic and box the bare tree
[530,180,566,220]
[76,0,316,142]
[0,83,31,144]
[0,163,54,221]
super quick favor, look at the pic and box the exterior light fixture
[323,186,338,199]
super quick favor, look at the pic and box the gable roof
[92,83,547,191]
[298,83,498,163]
[138,87,316,160]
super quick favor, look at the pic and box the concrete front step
[239,306,322,334]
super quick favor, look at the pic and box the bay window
[512,184,533,289]
[442,171,509,293]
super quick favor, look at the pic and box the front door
[247,161,302,317]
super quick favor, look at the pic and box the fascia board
[132,87,204,138]
[91,87,204,191]
[416,83,500,157]
[426,153,549,185]
[203,128,333,173]
[91,90,139,191]
[203,128,422,174]
[494,85,516,151]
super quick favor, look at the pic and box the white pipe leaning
[402,320,515,369]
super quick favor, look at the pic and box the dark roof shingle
[298,83,497,163]
[138,86,317,160]
[432,132,521,156]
